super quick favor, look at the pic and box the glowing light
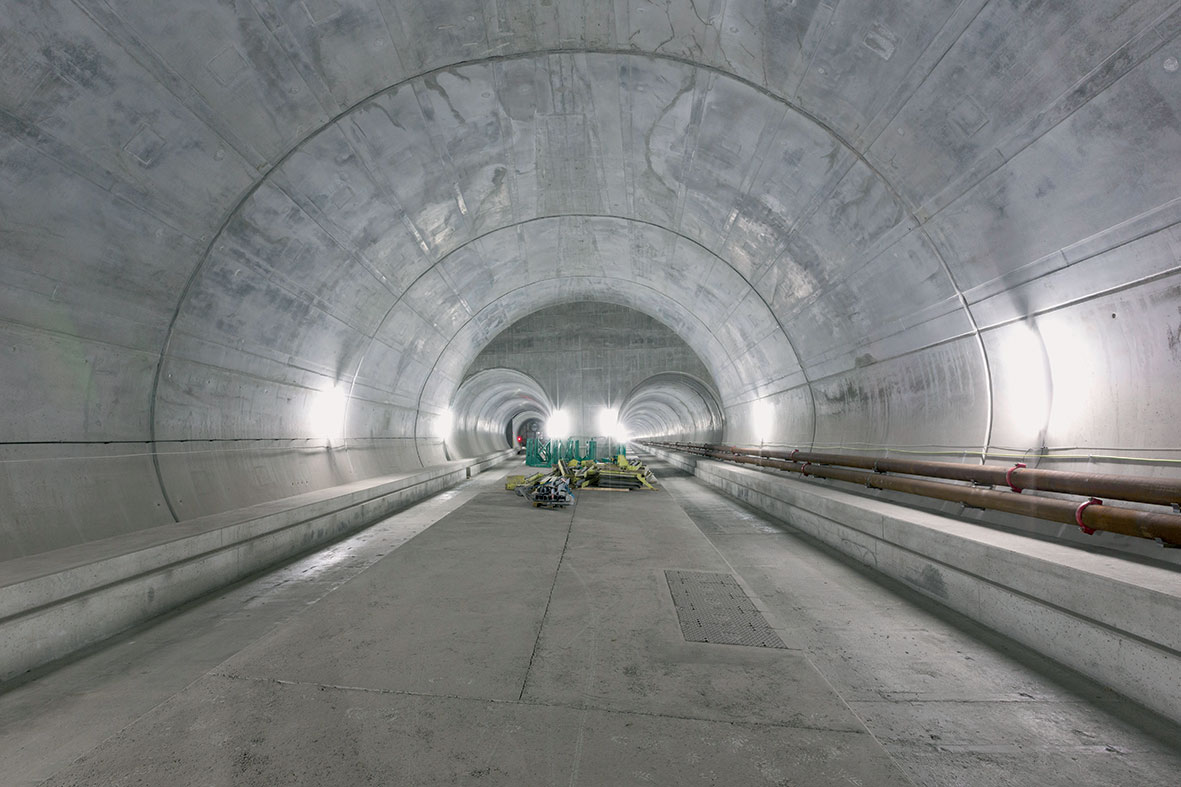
[547,409,571,439]
[437,409,454,439]
[1040,319,1094,436]
[310,385,348,442]
[998,321,1051,440]
[597,407,631,442]
[751,399,774,442]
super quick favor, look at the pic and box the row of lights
[311,386,456,442]
[545,407,630,442]
[318,387,790,444]
[313,324,1086,448]
[311,388,634,444]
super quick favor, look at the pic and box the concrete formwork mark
[142,45,963,487]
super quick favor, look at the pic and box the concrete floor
[3,458,1179,786]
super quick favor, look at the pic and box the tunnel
[2,2,1180,784]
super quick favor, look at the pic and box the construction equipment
[525,437,554,467]
[526,437,602,467]
[508,452,656,507]
[528,477,575,508]
[505,472,545,491]
[596,461,656,490]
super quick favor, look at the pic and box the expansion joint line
[517,504,577,702]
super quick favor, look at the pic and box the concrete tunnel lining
[447,367,553,456]
[152,49,992,497]
[412,270,756,450]
[453,301,724,446]
[620,371,724,442]
[0,7,1179,565]
[156,53,873,444]
[3,1,1181,773]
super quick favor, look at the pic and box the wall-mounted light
[547,409,570,439]
[1000,321,1051,441]
[1039,318,1092,437]
[437,409,454,440]
[751,399,774,443]
[310,384,348,443]
[598,407,618,437]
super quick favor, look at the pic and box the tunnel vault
[153,51,980,499]
[3,3,1180,547]
[453,300,723,449]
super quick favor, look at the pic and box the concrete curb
[647,446,1181,725]
[0,450,513,684]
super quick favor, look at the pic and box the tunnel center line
[516,502,578,702]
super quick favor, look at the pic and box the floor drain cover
[665,570,786,648]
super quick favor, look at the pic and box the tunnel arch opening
[445,300,724,456]
[621,371,724,443]
[447,368,553,458]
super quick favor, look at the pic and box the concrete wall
[2,4,1180,566]
[447,367,552,457]
[464,302,718,439]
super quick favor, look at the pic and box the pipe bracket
[1007,463,1027,493]
[1076,498,1102,535]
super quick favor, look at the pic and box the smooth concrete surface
[4,9,1180,781]
[6,463,916,787]
[0,468,515,787]
[653,461,1181,786]
[4,463,1179,786]
[647,446,1181,726]
[0,450,511,685]
[5,2,1181,554]
[447,302,724,458]
[463,301,721,442]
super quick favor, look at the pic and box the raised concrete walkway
[0,450,511,684]
[645,445,1181,725]
[3,457,1179,785]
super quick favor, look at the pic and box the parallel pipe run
[643,441,1181,546]
[706,445,1181,507]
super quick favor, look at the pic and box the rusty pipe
[692,444,1181,508]
[645,442,1181,545]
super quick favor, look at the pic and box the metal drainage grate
[665,570,786,648]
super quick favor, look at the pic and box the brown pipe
[645,442,1181,546]
[697,444,1181,508]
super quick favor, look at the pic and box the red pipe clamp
[1006,462,1026,493]
[1075,498,1102,535]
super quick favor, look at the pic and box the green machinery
[526,437,617,467]
[524,437,629,467]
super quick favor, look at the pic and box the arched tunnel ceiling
[447,367,552,457]
[621,371,724,442]
[2,0,1180,522]
[157,48,981,448]
[163,51,873,442]
[455,300,719,446]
